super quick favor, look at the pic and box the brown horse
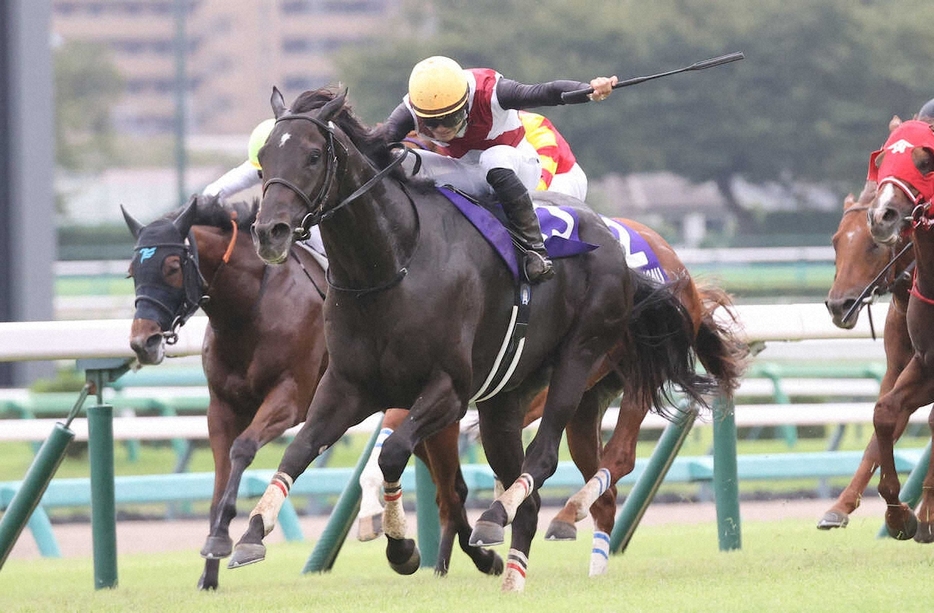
[819,176,915,529]
[124,196,505,583]
[534,218,746,575]
[865,116,934,542]
[123,196,329,590]
[235,87,713,592]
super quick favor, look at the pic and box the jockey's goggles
[422,108,467,130]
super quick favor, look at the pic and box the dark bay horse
[819,177,915,530]
[865,117,934,542]
[235,87,713,591]
[123,196,330,590]
[358,218,747,577]
[124,195,504,583]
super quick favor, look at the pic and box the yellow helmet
[248,118,276,169]
[408,56,469,118]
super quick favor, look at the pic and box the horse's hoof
[913,522,934,544]
[386,539,421,576]
[227,543,266,568]
[200,535,233,559]
[816,510,849,530]
[488,552,504,576]
[357,514,383,542]
[885,511,918,541]
[544,519,577,541]
[469,520,505,547]
[197,561,219,591]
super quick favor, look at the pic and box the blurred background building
[52,0,400,137]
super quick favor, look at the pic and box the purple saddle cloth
[438,187,667,282]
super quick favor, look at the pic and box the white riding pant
[406,140,542,199]
[547,162,588,202]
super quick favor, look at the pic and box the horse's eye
[307,150,322,165]
[162,255,183,286]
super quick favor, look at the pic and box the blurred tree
[335,0,934,232]
[54,41,123,171]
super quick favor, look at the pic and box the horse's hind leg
[421,423,503,577]
[357,412,404,541]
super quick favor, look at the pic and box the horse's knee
[229,437,260,464]
[378,438,412,484]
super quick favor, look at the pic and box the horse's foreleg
[875,360,928,540]
[378,373,464,575]
[229,377,367,569]
[820,320,912,531]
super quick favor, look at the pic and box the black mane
[289,87,433,190]
[164,195,258,230]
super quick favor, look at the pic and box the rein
[262,112,410,240]
[135,215,240,344]
[262,110,418,297]
[839,204,913,335]
[325,181,421,297]
[909,201,934,305]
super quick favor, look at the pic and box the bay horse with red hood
[865,116,934,541]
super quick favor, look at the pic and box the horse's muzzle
[251,221,292,265]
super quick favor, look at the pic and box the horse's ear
[173,196,198,236]
[912,146,934,176]
[319,88,348,124]
[271,86,287,119]
[121,205,144,239]
[889,115,902,132]
[843,193,855,209]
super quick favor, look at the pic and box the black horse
[232,87,713,591]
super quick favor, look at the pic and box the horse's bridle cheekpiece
[261,111,410,240]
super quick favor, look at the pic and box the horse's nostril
[883,208,899,223]
[271,222,291,241]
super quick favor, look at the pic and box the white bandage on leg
[248,471,293,536]
[498,473,534,524]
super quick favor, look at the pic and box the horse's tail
[693,284,749,401]
[616,271,719,419]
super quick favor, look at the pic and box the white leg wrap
[498,473,534,524]
[502,548,528,592]
[568,468,613,522]
[248,472,292,537]
[357,428,392,519]
[382,480,407,539]
[589,531,611,577]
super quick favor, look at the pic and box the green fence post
[303,414,385,574]
[87,403,118,589]
[415,457,439,568]
[610,403,698,554]
[0,422,74,569]
[712,394,741,551]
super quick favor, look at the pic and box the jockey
[201,118,326,255]
[519,111,588,201]
[201,118,273,201]
[376,55,617,283]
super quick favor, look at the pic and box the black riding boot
[486,168,555,283]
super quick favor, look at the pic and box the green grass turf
[1,514,931,612]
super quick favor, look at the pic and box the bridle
[261,112,411,240]
[133,216,239,344]
[839,205,914,333]
[133,233,209,345]
[259,110,418,296]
